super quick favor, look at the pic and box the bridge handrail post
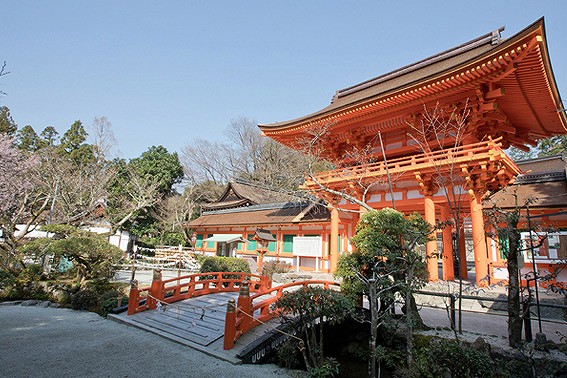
[237,280,252,333]
[148,268,163,309]
[224,299,237,350]
[127,279,139,315]
[260,275,271,291]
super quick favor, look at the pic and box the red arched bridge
[116,270,340,363]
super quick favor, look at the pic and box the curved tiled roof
[201,181,301,211]
[190,202,330,228]
[260,18,567,148]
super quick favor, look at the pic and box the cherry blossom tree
[0,136,50,271]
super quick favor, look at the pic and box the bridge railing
[224,280,341,350]
[127,269,270,315]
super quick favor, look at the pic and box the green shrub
[276,339,303,369]
[162,232,185,247]
[411,338,493,378]
[262,260,291,279]
[69,288,99,311]
[0,270,16,293]
[199,256,250,274]
[274,287,354,377]
[17,226,124,282]
[99,290,123,317]
[0,267,50,301]
[67,279,126,315]
[308,357,340,378]
[222,257,250,273]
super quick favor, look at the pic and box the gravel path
[0,304,307,378]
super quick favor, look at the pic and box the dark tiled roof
[260,25,503,129]
[486,179,567,209]
[189,202,330,228]
[260,18,567,138]
[514,170,566,185]
[202,199,250,211]
[202,181,302,211]
[255,228,277,241]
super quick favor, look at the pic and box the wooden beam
[497,124,516,134]
[484,112,508,122]
[485,87,505,99]
[479,102,499,112]
[510,143,530,152]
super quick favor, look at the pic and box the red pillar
[148,268,163,310]
[470,191,489,286]
[127,280,139,315]
[424,195,438,281]
[224,299,237,350]
[237,281,252,333]
[330,207,339,273]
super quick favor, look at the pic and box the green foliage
[57,120,95,164]
[262,260,291,279]
[351,208,431,261]
[274,286,354,376]
[17,226,123,282]
[507,135,567,161]
[336,208,432,373]
[335,253,366,302]
[199,256,250,273]
[275,286,353,327]
[69,287,99,310]
[0,106,17,136]
[0,266,50,301]
[68,279,126,316]
[130,145,184,194]
[162,232,185,247]
[276,339,303,369]
[412,339,493,378]
[106,147,184,242]
[537,135,567,157]
[39,126,59,147]
[0,270,17,292]
[307,358,340,378]
[39,224,78,238]
[16,125,41,151]
[337,208,431,300]
[99,289,123,316]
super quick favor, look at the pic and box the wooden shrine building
[189,182,339,271]
[259,18,567,285]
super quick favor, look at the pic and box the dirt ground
[0,304,307,378]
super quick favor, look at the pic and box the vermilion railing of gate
[303,137,520,190]
[127,270,270,315]
[223,280,341,350]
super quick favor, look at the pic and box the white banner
[293,236,322,257]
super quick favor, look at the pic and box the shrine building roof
[259,18,567,148]
[202,181,300,211]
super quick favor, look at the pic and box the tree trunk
[369,282,378,378]
[405,287,413,367]
[507,222,522,348]
[453,218,463,334]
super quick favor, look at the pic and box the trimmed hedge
[199,256,251,274]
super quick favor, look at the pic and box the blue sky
[2,1,566,159]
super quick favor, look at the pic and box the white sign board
[293,236,322,257]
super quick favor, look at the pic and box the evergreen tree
[130,145,184,195]
[40,126,59,147]
[0,106,17,136]
[16,125,41,151]
[537,135,567,157]
[58,120,95,164]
